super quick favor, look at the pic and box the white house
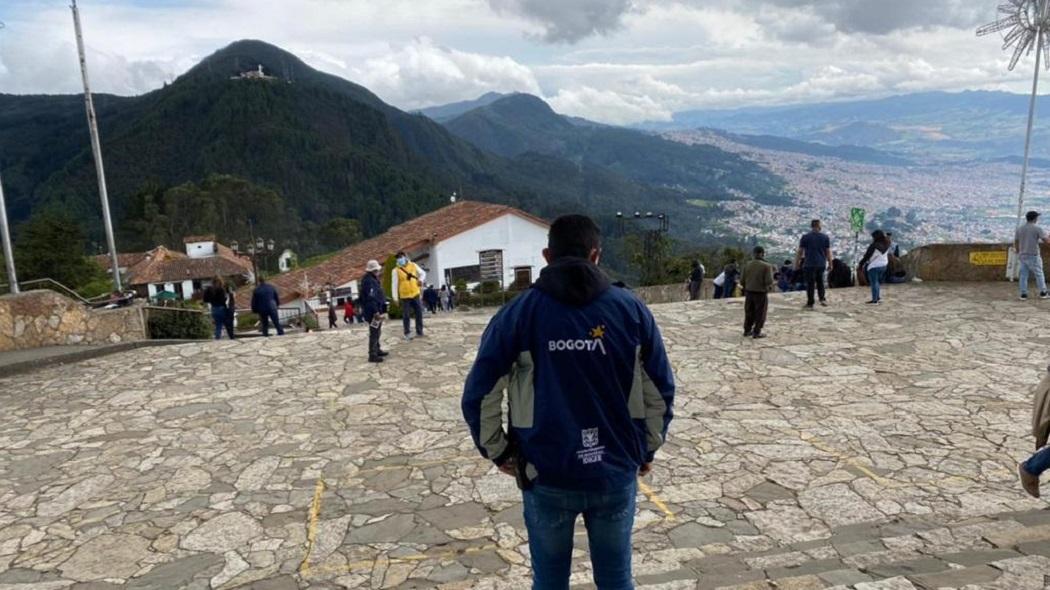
[250,201,550,311]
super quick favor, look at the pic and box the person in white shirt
[858,230,891,305]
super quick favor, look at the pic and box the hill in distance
[644,90,1050,161]
[439,93,791,206]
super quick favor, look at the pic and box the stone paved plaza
[2,282,1050,589]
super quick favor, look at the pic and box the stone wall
[902,243,1050,282]
[633,280,714,305]
[0,290,146,352]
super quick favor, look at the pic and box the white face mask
[397,257,407,266]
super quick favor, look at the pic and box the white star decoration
[978,0,1050,71]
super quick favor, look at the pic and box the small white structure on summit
[232,64,275,81]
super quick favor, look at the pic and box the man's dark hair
[753,246,765,257]
[810,219,821,229]
[871,229,887,242]
[692,260,700,269]
[396,250,406,257]
[1027,211,1040,222]
[548,215,601,260]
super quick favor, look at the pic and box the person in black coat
[361,260,389,362]
[250,278,284,336]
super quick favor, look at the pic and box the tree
[14,210,109,293]
[319,218,363,252]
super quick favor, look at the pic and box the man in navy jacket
[462,214,675,589]
[360,259,388,363]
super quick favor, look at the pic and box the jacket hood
[534,257,611,306]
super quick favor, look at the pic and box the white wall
[185,241,216,258]
[432,214,548,288]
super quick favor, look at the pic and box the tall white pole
[1018,26,1043,228]
[0,170,18,293]
[71,0,122,291]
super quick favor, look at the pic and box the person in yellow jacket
[391,251,427,340]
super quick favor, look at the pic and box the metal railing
[0,278,131,308]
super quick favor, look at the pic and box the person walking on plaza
[1015,211,1050,300]
[687,260,705,301]
[795,219,831,309]
[251,277,284,337]
[859,230,892,305]
[439,285,450,311]
[423,284,439,314]
[203,277,234,340]
[391,251,426,339]
[741,246,775,339]
[327,301,338,330]
[343,298,355,325]
[778,259,794,292]
[462,214,675,590]
[1019,365,1050,498]
[448,285,457,311]
[361,260,389,363]
[223,282,237,338]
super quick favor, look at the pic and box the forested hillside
[0,40,787,265]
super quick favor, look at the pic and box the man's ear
[590,248,602,265]
[543,248,552,264]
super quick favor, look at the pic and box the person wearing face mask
[391,251,427,340]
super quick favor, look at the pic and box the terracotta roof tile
[125,245,253,286]
[239,201,547,305]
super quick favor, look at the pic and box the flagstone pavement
[2,282,1050,590]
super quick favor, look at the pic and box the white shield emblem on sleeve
[581,428,599,449]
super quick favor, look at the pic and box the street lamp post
[617,210,670,287]
[0,21,16,294]
[230,230,276,286]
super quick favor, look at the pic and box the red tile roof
[93,252,149,270]
[123,245,254,286]
[240,201,547,306]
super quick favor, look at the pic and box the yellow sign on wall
[969,251,1008,266]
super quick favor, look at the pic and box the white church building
[250,201,550,310]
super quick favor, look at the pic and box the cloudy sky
[0,0,1040,124]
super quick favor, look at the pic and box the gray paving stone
[908,564,1001,589]
[668,522,735,548]
[864,558,949,579]
[126,554,225,590]
[817,568,874,586]
[937,549,1021,567]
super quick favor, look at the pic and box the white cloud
[0,0,1040,126]
[345,38,542,109]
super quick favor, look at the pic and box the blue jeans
[1025,446,1050,476]
[259,308,284,336]
[866,266,886,302]
[211,306,232,340]
[1018,254,1046,296]
[523,481,637,590]
[402,296,424,336]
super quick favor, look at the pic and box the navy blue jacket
[250,283,280,314]
[360,272,386,321]
[462,258,675,491]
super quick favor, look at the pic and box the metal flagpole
[71,0,122,291]
[0,22,17,293]
[0,170,18,293]
[1017,24,1043,229]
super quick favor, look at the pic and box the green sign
[849,208,865,233]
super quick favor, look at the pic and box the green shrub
[303,314,319,332]
[386,300,402,319]
[236,312,259,330]
[476,280,501,294]
[148,303,210,340]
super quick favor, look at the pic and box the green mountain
[0,40,788,264]
[442,93,791,205]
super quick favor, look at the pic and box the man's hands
[638,462,653,476]
[498,460,517,477]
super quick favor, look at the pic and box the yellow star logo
[590,325,606,339]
